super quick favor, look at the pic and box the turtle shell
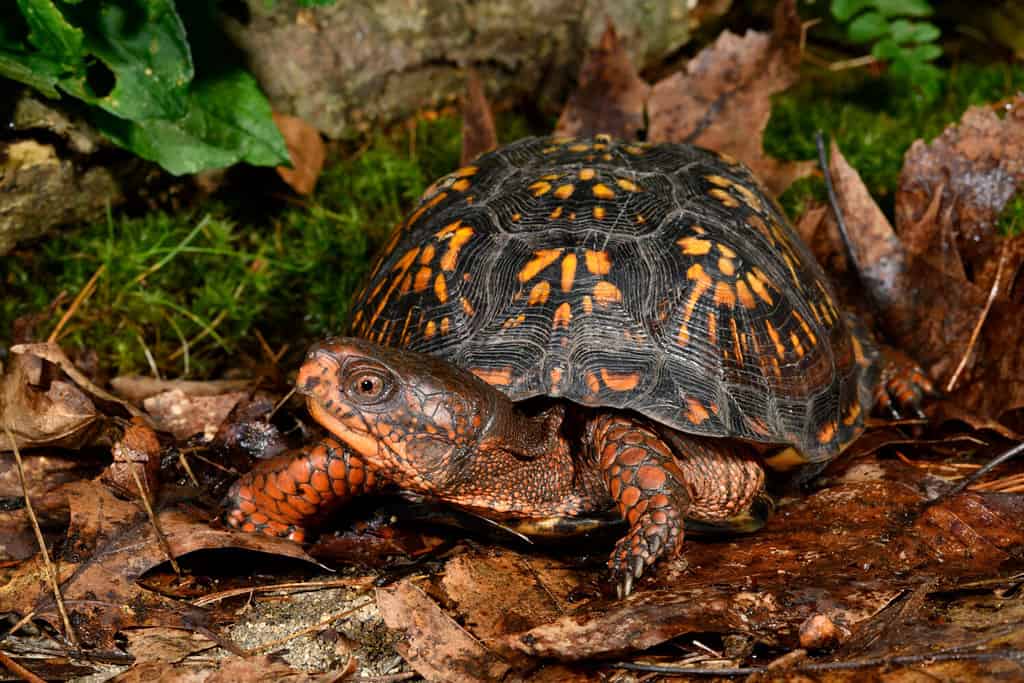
[348,136,871,461]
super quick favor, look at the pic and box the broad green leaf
[848,11,890,43]
[889,19,940,44]
[17,0,84,64]
[58,0,193,120]
[92,68,288,175]
[830,0,874,22]
[871,37,905,61]
[910,42,943,61]
[874,0,933,17]
[0,49,63,96]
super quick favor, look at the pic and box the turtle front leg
[226,437,379,542]
[591,414,767,597]
[874,347,938,419]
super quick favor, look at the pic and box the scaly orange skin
[226,338,769,596]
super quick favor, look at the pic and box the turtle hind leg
[591,414,767,598]
[873,347,938,419]
[225,437,379,541]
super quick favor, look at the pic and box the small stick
[947,243,1007,392]
[3,426,78,647]
[48,264,105,343]
[177,450,200,487]
[828,55,877,71]
[245,599,374,654]
[269,386,297,421]
[193,577,374,607]
[128,465,181,575]
[2,612,35,640]
[0,649,46,683]
[614,647,1024,676]
[928,440,1024,505]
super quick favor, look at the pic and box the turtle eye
[344,366,395,405]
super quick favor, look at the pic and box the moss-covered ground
[2,63,1023,378]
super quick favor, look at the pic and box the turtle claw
[608,511,681,598]
[875,349,936,419]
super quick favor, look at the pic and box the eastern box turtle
[227,135,933,596]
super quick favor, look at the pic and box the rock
[223,0,702,139]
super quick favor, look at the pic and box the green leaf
[92,68,289,175]
[57,0,193,120]
[0,49,63,96]
[910,42,943,61]
[874,0,933,17]
[830,0,874,22]
[889,19,940,44]
[848,11,890,43]
[17,0,84,64]
[871,38,906,61]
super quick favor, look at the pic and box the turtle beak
[296,343,342,399]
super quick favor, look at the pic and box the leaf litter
[3,2,1024,680]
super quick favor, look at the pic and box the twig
[128,464,181,575]
[244,599,374,654]
[179,446,237,474]
[614,648,1024,676]
[193,577,374,607]
[177,450,200,487]
[0,649,46,683]
[3,426,78,647]
[828,54,878,71]
[349,673,417,682]
[928,440,1024,505]
[48,264,105,343]
[947,243,1007,392]
[269,386,297,421]
[2,612,35,640]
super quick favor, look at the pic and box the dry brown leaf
[460,70,498,165]
[144,389,248,441]
[828,139,1024,420]
[897,96,1024,285]
[273,112,326,196]
[1,348,106,451]
[102,418,162,498]
[377,579,513,682]
[647,0,813,194]
[111,376,254,404]
[554,21,650,141]
[0,480,317,649]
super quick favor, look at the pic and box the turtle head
[296,337,502,492]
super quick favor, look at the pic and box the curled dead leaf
[273,111,326,196]
[461,70,498,165]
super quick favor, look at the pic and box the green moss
[765,62,1024,210]
[0,112,540,377]
[996,192,1024,237]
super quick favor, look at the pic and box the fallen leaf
[554,21,650,141]
[896,97,1024,285]
[647,0,814,194]
[460,70,498,165]
[111,376,254,404]
[377,580,513,682]
[1,480,317,649]
[144,389,248,441]
[827,138,1024,420]
[1,348,107,452]
[273,112,326,196]
[102,418,162,498]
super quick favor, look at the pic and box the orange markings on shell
[434,273,448,303]
[413,266,431,293]
[585,249,612,275]
[592,183,615,199]
[519,249,563,282]
[554,184,575,199]
[440,227,474,271]
[818,421,837,444]
[709,188,739,207]
[600,368,640,391]
[686,398,710,424]
[553,301,572,328]
[764,320,786,359]
[529,180,552,197]
[616,178,640,192]
[714,281,735,307]
[677,237,712,255]
[586,372,600,393]
[593,280,621,305]
[736,280,756,309]
[454,165,479,177]
[472,366,513,386]
[529,280,551,305]
[451,178,471,192]
[593,206,606,220]
[561,253,577,292]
